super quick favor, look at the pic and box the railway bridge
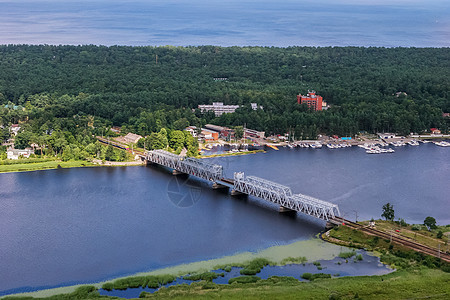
[145,149,449,262]
[145,150,340,221]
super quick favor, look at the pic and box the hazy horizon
[1,0,449,47]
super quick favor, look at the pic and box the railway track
[97,137,145,156]
[332,217,450,263]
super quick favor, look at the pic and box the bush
[356,254,363,261]
[104,274,176,290]
[302,273,331,281]
[240,258,272,275]
[411,224,421,231]
[184,272,223,281]
[313,261,321,266]
[70,286,99,298]
[313,273,332,280]
[266,276,299,284]
[338,251,356,259]
[0,157,55,165]
[301,273,312,280]
[228,276,260,284]
[437,231,443,239]
[223,266,232,272]
[280,256,307,265]
[102,282,114,291]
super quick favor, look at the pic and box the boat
[435,141,450,147]
[379,148,395,153]
[366,148,381,154]
[310,142,322,149]
[408,140,419,146]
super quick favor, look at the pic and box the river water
[0,143,448,295]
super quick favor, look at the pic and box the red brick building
[297,90,323,111]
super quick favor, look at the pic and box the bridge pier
[231,189,244,196]
[212,183,228,189]
[325,221,338,230]
[279,206,295,213]
[172,169,185,175]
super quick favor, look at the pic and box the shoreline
[3,237,351,298]
[0,159,145,174]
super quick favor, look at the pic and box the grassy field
[139,268,450,300]
[0,160,94,173]
[357,220,450,251]
[4,268,448,300]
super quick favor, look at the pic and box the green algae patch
[6,238,347,298]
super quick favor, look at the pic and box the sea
[0,0,449,47]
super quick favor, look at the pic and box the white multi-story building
[198,102,240,117]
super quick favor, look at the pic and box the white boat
[435,141,450,147]
[366,148,381,154]
[408,140,419,146]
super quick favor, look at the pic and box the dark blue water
[99,250,392,299]
[0,143,448,296]
[0,0,448,47]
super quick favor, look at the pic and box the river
[0,143,448,296]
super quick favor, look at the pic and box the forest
[0,45,449,148]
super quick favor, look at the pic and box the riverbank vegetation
[101,275,176,291]
[0,160,93,173]
[358,219,450,251]
[4,268,449,300]
[325,224,450,272]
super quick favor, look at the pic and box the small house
[123,133,143,144]
[9,124,21,136]
[7,148,33,160]
[430,128,441,135]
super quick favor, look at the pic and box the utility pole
[353,210,359,223]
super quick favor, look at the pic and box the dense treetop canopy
[0,45,448,137]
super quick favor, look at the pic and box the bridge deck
[146,150,340,221]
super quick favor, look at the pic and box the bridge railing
[182,157,223,182]
[146,150,223,182]
[234,172,340,220]
[234,172,292,206]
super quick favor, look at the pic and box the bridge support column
[231,189,244,196]
[212,183,228,189]
[279,206,295,213]
[172,169,185,175]
[325,221,338,230]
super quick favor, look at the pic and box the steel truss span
[146,150,340,221]
[233,172,340,220]
[146,150,223,182]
